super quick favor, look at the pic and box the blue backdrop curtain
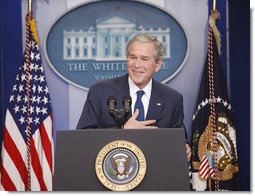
[0,0,22,153]
[229,0,250,191]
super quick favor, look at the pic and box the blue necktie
[134,90,145,121]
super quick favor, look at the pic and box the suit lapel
[113,74,133,120]
[146,80,164,121]
[112,74,129,92]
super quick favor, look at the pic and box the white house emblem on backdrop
[63,15,170,61]
[45,0,188,90]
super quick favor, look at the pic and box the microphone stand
[116,110,125,129]
[107,97,131,129]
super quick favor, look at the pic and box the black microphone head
[123,96,132,112]
[107,96,117,105]
[123,96,132,105]
[107,96,117,112]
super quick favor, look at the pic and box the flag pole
[25,0,33,191]
[212,0,217,11]
[210,0,220,191]
[28,0,32,13]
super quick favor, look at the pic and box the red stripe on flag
[39,117,53,173]
[199,156,209,179]
[0,166,17,191]
[199,155,215,180]
[200,158,208,171]
[209,168,215,176]
[30,138,47,191]
[2,127,27,186]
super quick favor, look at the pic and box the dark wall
[0,0,22,152]
[229,0,250,191]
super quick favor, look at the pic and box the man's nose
[134,58,141,68]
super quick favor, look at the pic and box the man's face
[127,41,162,89]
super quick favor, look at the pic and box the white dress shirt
[128,76,152,119]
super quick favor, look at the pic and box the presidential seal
[95,140,147,191]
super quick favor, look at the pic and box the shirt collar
[128,76,152,98]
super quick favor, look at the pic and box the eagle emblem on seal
[109,153,133,180]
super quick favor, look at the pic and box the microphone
[123,96,132,113]
[122,96,132,124]
[107,96,131,129]
[107,96,120,128]
[107,96,117,113]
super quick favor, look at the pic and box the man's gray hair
[126,33,163,61]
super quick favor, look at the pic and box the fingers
[133,109,156,125]
[124,110,157,129]
[186,143,191,161]
[131,109,139,119]
[140,119,157,126]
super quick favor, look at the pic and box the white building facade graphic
[63,15,170,61]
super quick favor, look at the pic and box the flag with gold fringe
[0,10,54,191]
[190,10,240,191]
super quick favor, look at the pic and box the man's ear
[155,58,163,72]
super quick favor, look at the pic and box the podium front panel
[53,128,190,191]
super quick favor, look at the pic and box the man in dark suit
[77,33,191,160]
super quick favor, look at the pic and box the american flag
[0,13,54,191]
[199,155,215,180]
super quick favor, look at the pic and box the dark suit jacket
[77,74,186,132]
